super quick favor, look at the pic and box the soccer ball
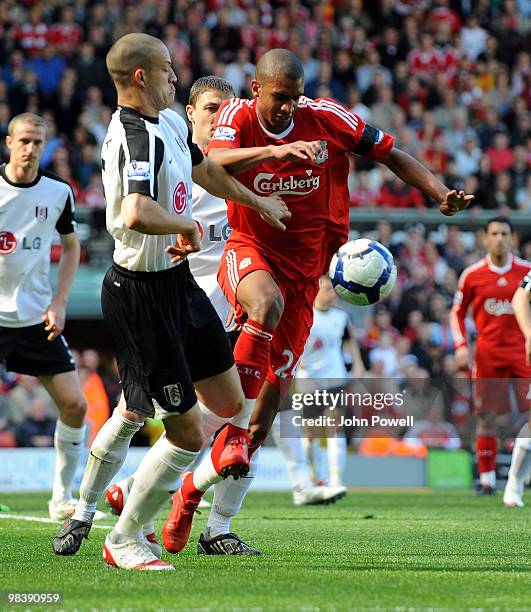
[328,238,397,306]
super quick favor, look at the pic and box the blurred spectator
[486,131,515,173]
[29,45,66,97]
[7,375,55,424]
[405,404,461,449]
[379,174,425,208]
[454,135,483,177]
[15,398,56,448]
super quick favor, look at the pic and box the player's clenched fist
[270,140,323,163]
[165,219,201,263]
[440,190,475,216]
[454,346,470,371]
[255,194,291,231]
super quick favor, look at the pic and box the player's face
[252,75,304,133]
[187,89,233,151]
[6,123,46,171]
[484,222,513,259]
[315,277,337,310]
[145,44,176,111]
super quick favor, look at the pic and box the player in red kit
[450,217,531,495]
[162,49,473,554]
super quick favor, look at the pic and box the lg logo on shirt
[0,231,16,254]
[0,232,42,254]
[173,181,187,215]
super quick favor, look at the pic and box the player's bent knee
[167,428,204,453]
[58,395,87,420]
[119,408,145,423]
[247,291,284,328]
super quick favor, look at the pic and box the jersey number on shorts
[274,349,302,379]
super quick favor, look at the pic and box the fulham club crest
[35,206,48,222]
[164,383,183,407]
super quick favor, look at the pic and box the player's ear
[185,104,194,123]
[251,79,260,98]
[5,135,12,150]
[133,68,145,87]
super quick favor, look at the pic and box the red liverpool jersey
[450,255,531,363]
[207,97,394,280]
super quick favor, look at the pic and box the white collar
[257,116,295,139]
[486,253,513,274]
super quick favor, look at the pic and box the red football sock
[476,435,497,473]
[233,319,274,399]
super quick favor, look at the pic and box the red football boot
[162,472,202,554]
[212,423,250,479]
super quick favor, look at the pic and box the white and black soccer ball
[328,238,397,306]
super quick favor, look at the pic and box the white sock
[479,470,496,488]
[206,448,260,537]
[231,398,255,429]
[327,435,347,487]
[507,424,531,489]
[302,438,327,484]
[198,401,233,438]
[73,409,142,522]
[114,437,198,539]
[52,420,86,502]
[192,453,221,492]
[271,412,312,490]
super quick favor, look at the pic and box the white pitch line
[0,513,113,529]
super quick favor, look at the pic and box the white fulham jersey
[297,306,350,383]
[188,184,232,330]
[0,165,76,327]
[101,106,203,271]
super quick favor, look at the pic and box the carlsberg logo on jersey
[254,170,320,196]
[484,298,513,316]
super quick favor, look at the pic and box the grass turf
[0,490,529,611]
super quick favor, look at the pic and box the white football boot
[102,532,174,571]
[503,481,525,508]
[105,477,162,557]
[293,484,347,506]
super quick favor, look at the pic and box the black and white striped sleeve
[55,187,76,234]
[520,272,531,293]
[119,112,164,200]
[187,129,204,166]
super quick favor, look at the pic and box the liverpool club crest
[316,140,328,164]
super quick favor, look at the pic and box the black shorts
[0,323,76,377]
[101,261,234,419]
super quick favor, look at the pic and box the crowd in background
[0,0,530,451]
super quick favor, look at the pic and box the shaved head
[106,33,166,88]
[255,49,304,84]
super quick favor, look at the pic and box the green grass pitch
[0,490,529,611]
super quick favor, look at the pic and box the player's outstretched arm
[208,141,323,175]
[512,286,531,365]
[44,232,80,341]
[382,148,474,216]
[192,157,291,231]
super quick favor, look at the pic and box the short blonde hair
[106,33,164,88]
[8,112,47,137]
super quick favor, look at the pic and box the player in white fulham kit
[0,112,87,521]
[104,77,343,557]
[296,276,362,494]
[52,34,289,570]
[503,272,531,507]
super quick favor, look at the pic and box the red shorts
[472,352,531,414]
[218,242,319,392]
